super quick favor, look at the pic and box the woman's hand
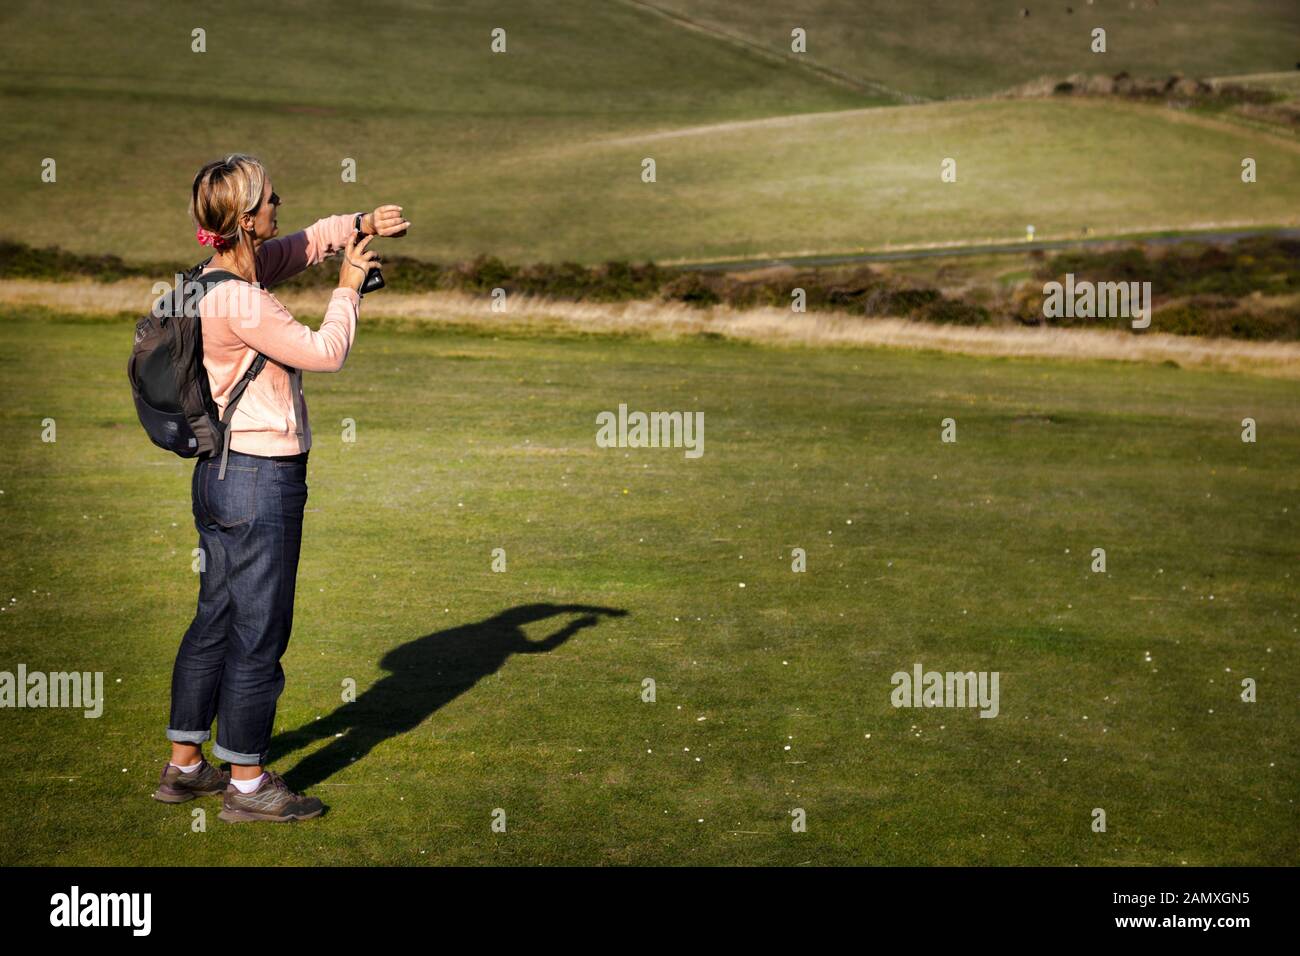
[361,204,410,238]
[338,233,380,293]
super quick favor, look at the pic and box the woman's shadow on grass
[270,603,627,793]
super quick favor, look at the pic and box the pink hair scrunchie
[196,227,233,251]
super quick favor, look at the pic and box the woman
[151,153,410,822]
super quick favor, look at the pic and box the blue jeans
[167,449,309,765]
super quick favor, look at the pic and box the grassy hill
[1,0,1297,265]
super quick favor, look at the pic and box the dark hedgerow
[1040,238,1300,299]
[659,272,723,307]
[0,238,179,283]
[918,298,991,326]
[2,236,1295,341]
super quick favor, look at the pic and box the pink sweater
[198,213,361,457]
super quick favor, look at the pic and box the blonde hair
[190,153,267,280]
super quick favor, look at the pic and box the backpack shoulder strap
[216,352,270,479]
[196,268,241,289]
[190,261,271,478]
[165,262,241,317]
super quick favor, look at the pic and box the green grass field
[0,309,1295,865]
[2,1,1297,265]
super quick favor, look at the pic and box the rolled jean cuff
[212,741,265,765]
[166,728,211,744]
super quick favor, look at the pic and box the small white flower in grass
[864,733,871,739]
[783,745,791,751]
[738,583,745,588]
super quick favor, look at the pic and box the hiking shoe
[151,758,230,803]
[218,769,323,823]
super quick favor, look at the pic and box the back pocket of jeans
[204,463,258,528]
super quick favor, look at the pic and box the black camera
[356,231,385,295]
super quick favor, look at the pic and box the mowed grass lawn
[3,1,1298,264]
[0,308,1295,865]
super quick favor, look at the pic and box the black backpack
[128,258,266,480]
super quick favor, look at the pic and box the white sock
[230,772,266,794]
[171,760,202,774]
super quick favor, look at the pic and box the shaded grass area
[0,311,1295,865]
[647,0,1300,101]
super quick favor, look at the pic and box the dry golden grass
[5,278,1300,379]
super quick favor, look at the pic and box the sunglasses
[253,190,281,212]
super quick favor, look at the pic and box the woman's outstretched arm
[256,213,360,289]
[257,205,408,289]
